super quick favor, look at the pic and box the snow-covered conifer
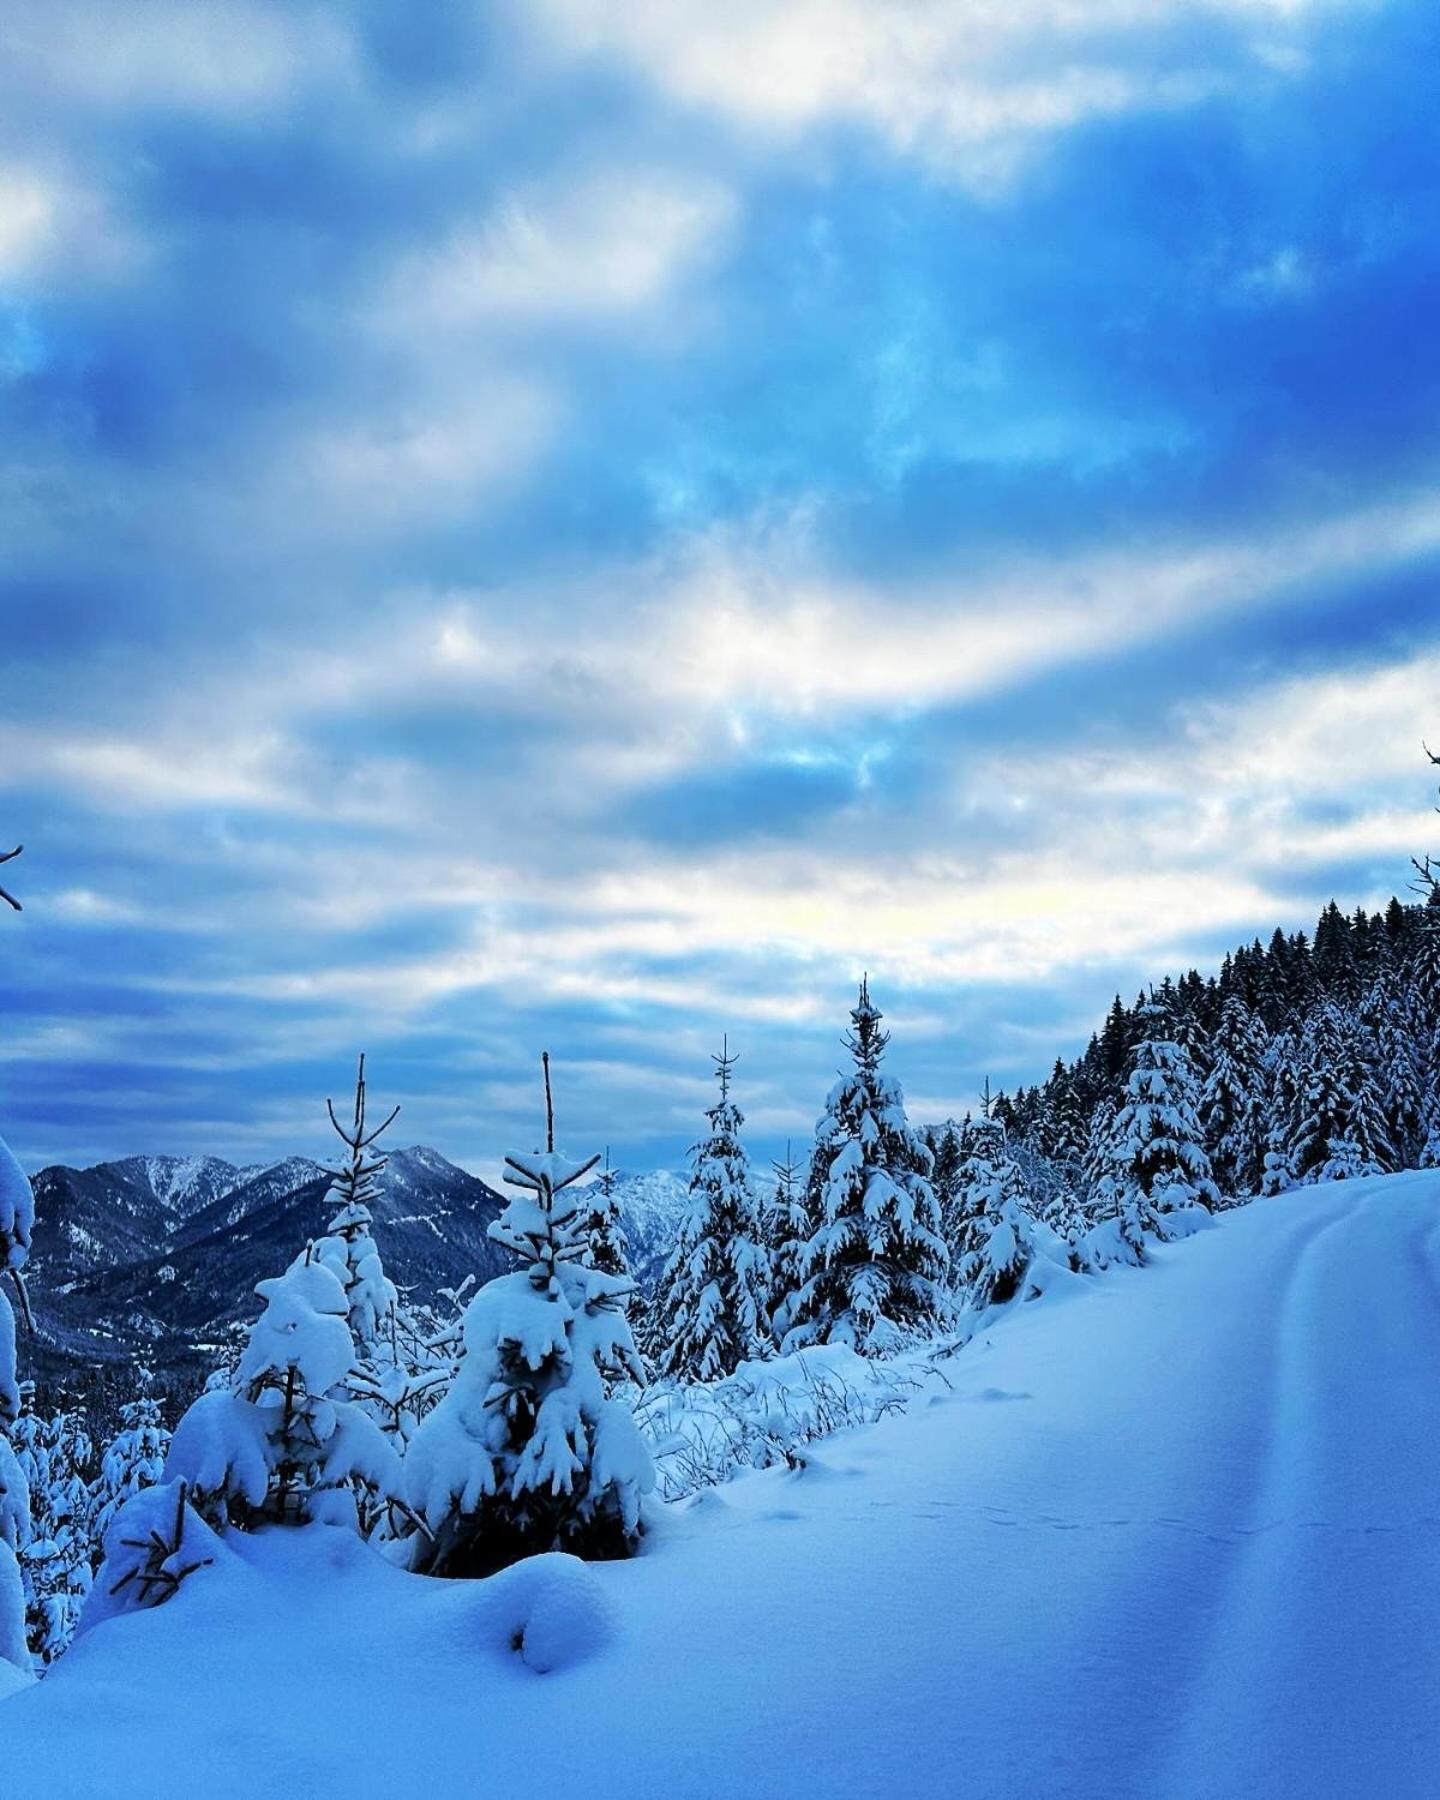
[961,1142,1070,1312]
[583,1150,632,1284]
[405,1055,654,1576]
[947,1103,1005,1277]
[15,1402,94,1665]
[313,1054,401,1364]
[924,1122,965,1241]
[1320,1011,1394,1180]
[764,1142,809,1340]
[651,1041,772,1381]
[784,980,950,1355]
[1366,979,1427,1167]
[92,1368,171,1541]
[1199,994,1267,1198]
[1099,1002,1219,1246]
[1282,1004,1357,1186]
[166,1255,399,1531]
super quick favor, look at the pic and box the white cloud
[297,376,558,528]
[527,0,1327,183]
[0,3,356,113]
[0,163,138,285]
[384,169,736,331]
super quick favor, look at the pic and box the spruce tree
[1380,990,1428,1168]
[1282,1004,1356,1185]
[583,1150,632,1283]
[1199,994,1267,1198]
[405,1055,653,1576]
[948,1098,1004,1279]
[650,1041,772,1381]
[961,1138,1069,1311]
[783,979,950,1354]
[764,1141,809,1341]
[1321,1011,1394,1179]
[1103,1001,1219,1240]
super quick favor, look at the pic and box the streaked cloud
[0,0,1436,1172]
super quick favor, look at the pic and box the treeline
[973,892,1440,1214]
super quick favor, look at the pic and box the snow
[7,1169,1440,1795]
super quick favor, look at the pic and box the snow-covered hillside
[6,1170,1439,1798]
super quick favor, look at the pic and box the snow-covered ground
[7,1170,1440,1798]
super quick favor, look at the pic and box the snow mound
[475,1552,616,1675]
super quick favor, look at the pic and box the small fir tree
[92,1368,171,1541]
[650,1041,772,1381]
[583,1150,633,1284]
[166,1255,399,1531]
[783,979,950,1354]
[314,1053,401,1363]
[14,1401,94,1665]
[405,1055,654,1577]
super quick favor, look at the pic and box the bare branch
[0,843,21,912]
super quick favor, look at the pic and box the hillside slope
[6,1170,1439,1798]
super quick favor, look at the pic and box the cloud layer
[2,0,1438,1177]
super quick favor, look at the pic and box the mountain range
[21,1149,691,1413]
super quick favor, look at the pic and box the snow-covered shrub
[784,979,951,1355]
[166,1258,399,1531]
[83,1480,220,1634]
[406,1117,654,1577]
[634,1345,936,1502]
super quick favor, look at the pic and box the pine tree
[0,1132,34,1683]
[1103,1001,1219,1242]
[92,1367,171,1542]
[784,979,950,1354]
[764,1142,809,1341]
[650,1041,772,1381]
[405,1055,653,1576]
[166,1254,400,1531]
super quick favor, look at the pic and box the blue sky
[2,0,1439,1179]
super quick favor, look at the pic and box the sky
[2,0,1440,1180]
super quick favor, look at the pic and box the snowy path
[6,1172,1440,1799]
